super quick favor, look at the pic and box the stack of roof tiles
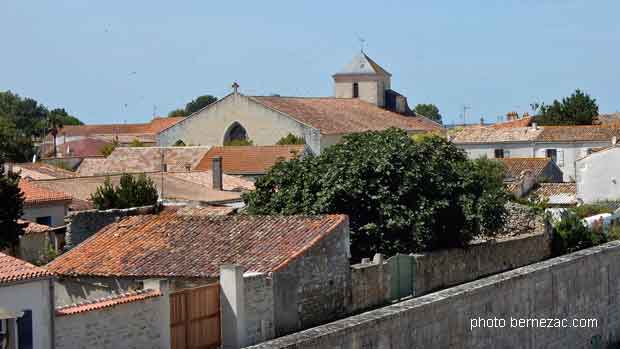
[55,289,162,316]
[0,252,51,284]
[194,145,305,175]
[46,208,347,279]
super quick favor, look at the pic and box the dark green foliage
[414,104,442,124]
[276,133,305,145]
[0,91,83,161]
[0,159,24,249]
[534,89,599,126]
[100,140,119,157]
[552,210,605,255]
[129,138,146,147]
[91,174,159,210]
[168,95,218,117]
[224,139,253,146]
[173,140,186,146]
[573,201,615,218]
[243,129,508,260]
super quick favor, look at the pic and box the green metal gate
[388,253,416,301]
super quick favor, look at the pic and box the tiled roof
[76,146,210,176]
[12,163,76,180]
[194,145,305,174]
[499,158,554,179]
[0,252,51,284]
[18,220,51,234]
[250,96,442,135]
[46,209,347,278]
[19,180,72,207]
[54,138,111,158]
[58,117,185,138]
[536,126,620,142]
[168,171,255,191]
[530,183,577,205]
[451,126,542,143]
[33,172,245,206]
[452,124,620,144]
[55,289,162,316]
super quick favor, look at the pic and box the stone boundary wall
[55,293,169,349]
[249,240,620,349]
[244,273,276,346]
[65,205,157,249]
[348,230,551,313]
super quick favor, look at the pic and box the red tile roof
[58,117,185,138]
[536,126,620,142]
[499,158,555,179]
[530,183,577,205]
[18,220,51,234]
[491,116,535,129]
[19,180,72,207]
[46,208,347,278]
[13,162,77,180]
[452,125,620,144]
[194,145,305,174]
[55,289,162,316]
[54,138,111,158]
[0,252,52,284]
[251,96,442,135]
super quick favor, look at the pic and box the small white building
[0,253,54,349]
[576,145,620,203]
[19,180,71,227]
[452,123,620,182]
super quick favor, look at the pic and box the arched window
[353,82,359,98]
[223,122,248,144]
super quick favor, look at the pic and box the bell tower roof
[334,52,391,77]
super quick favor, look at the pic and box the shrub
[276,133,305,145]
[129,138,145,147]
[244,129,508,260]
[552,210,606,256]
[100,140,119,157]
[574,201,614,218]
[224,139,253,146]
[91,173,158,210]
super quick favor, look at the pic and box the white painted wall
[577,147,620,203]
[22,204,67,227]
[0,279,53,349]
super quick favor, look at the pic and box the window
[17,310,32,349]
[494,149,504,158]
[223,122,248,144]
[35,216,52,226]
[546,149,558,163]
[352,82,359,98]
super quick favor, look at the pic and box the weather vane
[357,35,366,53]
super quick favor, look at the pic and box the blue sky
[1,0,619,125]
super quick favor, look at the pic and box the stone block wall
[244,273,276,346]
[272,218,351,336]
[55,293,169,349]
[349,254,390,313]
[65,205,156,249]
[249,240,620,349]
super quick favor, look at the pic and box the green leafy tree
[243,129,508,259]
[414,104,442,124]
[534,89,599,125]
[46,110,65,157]
[552,210,605,255]
[168,95,218,117]
[0,159,24,250]
[100,140,119,157]
[91,173,159,210]
[276,133,305,145]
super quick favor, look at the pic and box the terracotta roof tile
[530,183,577,205]
[46,209,347,278]
[491,116,535,129]
[58,117,185,138]
[53,138,111,158]
[18,220,51,234]
[12,163,76,180]
[451,126,542,143]
[55,289,162,316]
[536,126,620,142]
[194,145,305,174]
[452,124,620,144]
[19,180,72,207]
[499,158,554,179]
[250,96,442,135]
[0,252,51,284]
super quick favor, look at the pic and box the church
[157,53,442,154]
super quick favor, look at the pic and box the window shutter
[17,310,32,349]
[504,149,511,158]
[558,150,565,166]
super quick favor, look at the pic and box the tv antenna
[356,35,366,53]
[462,105,471,125]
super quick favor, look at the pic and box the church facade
[157,53,442,154]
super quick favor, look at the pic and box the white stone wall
[456,142,535,160]
[577,147,620,203]
[158,94,323,154]
[0,279,53,349]
[244,273,275,346]
[334,75,390,107]
[55,294,169,349]
[22,203,67,227]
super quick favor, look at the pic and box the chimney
[212,156,223,191]
[506,111,519,121]
[480,116,485,125]
[613,136,618,146]
[532,122,538,130]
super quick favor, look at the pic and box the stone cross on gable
[232,82,240,94]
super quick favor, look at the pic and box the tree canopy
[243,129,508,260]
[0,90,83,161]
[91,173,159,210]
[276,133,305,145]
[0,159,24,250]
[414,104,442,124]
[168,95,218,117]
[533,89,599,125]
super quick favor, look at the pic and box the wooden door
[170,283,221,349]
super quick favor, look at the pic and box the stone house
[576,145,620,203]
[157,53,442,154]
[0,252,54,349]
[452,123,620,182]
[46,207,351,348]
